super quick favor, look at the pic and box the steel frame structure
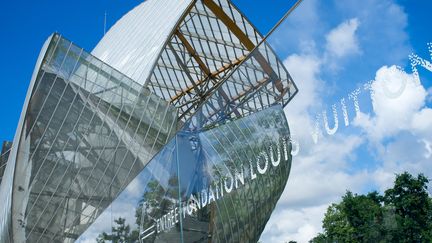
[0,0,298,242]
[144,0,297,126]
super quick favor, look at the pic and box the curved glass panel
[1,0,299,242]
[79,105,292,242]
[1,34,177,243]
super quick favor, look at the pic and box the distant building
[0,0,297,242]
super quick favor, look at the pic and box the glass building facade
[0,0,298,242]
[80,105,292,242]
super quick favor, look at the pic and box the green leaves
[384,172,432,242]
[311,172,432,243]
[97,217,139,243]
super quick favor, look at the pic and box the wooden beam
[170,55,246,103]
[175,30,212,76]
[202,0,284,93]
[202,0,255,50]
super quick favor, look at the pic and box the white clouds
[280,135,365,207]
[325,18,360,58]
[351,64,432,192]
[266,46,369,241]
[421,139,432,159]
[283,53,324,151]
[77,201,138,242]
[260,0,429,241]
[263,12,369,243]
[370,133,432,192]
[354,65,428,140]
[352,64,432,165]
[284,54,322,115]
[411,108,432,137]
[334,0,411,65]
[126,175,144,198]
[270,0,411,69]
[261,133,368,242]
[261,204,328,243]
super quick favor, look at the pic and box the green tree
[384,172,432,242]
[320,200,355,242]
[309,233,326,243]
[98,176,179,243]
[310,172,432,242]
[342,191,384,242]
[97,217,139,243]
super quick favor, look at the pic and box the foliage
[310,172,432,243]
[99,176,179,243]
[384,172,432,242]
[96,217,139,243]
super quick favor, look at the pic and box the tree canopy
[97,217,139,243]
[310,172,432,243]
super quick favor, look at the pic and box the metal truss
[145,0,297,128]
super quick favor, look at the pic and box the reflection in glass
[81,105,292,243]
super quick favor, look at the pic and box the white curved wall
[92,0,193,86]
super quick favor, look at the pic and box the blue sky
[0,0,293,141]
[0,0,431,242]
[259,0,432,241]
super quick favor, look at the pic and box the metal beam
[180,28,245,50]
[202,77,270,123]
[30,191,111,202]
[167,42,204,98]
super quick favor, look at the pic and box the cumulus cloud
[370,132,432,192]
[354,65,429,140]
[352,64,432,191]
[283,54,322,115]
[325,18,360,58]
[284,55,321,97]
[421,139,432,159]
[261,20,367,242]
[261,133,368,242]
[412,108,432,138]
[282,52,325,151]
[261,204,328,243]
[260,0,430,241]
[353,64,432,148]
[258,0,429,241]
[334,0,411,65]
[280,135,366,206]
